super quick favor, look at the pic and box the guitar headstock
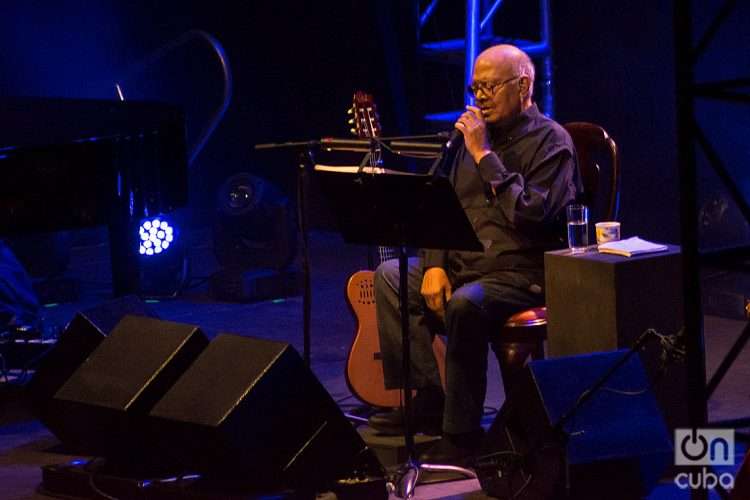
[349,91,381,138]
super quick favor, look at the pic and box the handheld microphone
[444,128,495,200]
[428,129,466,178]
[445,129,464,152]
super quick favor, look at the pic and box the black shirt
[422,104,582,285]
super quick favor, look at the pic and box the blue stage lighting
[138,217,176,257]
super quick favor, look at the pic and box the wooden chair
[493,122,621,392]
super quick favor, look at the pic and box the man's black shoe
[418,429,484,467]
[367,408,442,436]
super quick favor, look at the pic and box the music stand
[316,169,483,498]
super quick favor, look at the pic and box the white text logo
[675,428,734,466]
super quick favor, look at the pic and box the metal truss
[417,0,553,122]
[675,0,750,469]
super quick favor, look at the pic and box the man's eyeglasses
[467,76,520,98]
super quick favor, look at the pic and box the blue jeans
[374,257,543,434]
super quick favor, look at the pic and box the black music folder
[314,167,483,252]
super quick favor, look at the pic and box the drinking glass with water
[566,204,589,253]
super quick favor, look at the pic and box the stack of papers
[314,164,406,175]
[598,237,668,257]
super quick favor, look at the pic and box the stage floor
[0,230,747,499]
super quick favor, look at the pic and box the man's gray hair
[517,52,535,98]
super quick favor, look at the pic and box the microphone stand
[253,139,319,367]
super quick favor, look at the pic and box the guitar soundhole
[358,280,375,305]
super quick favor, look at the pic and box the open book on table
[597,236,668,257]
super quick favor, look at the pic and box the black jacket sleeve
[477,137,579,230]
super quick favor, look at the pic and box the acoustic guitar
[344,91,447,409]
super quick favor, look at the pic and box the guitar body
[345,270,447,408]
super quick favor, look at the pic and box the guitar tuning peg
[347,108,353,115]
[347,118,354,125]
[350,128,357,135]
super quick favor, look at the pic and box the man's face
[471,57,523,126]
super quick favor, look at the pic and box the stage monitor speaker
[50,315,208,459]
[27,295,158,442]
[149,334,384,491]
[476,350,673,500]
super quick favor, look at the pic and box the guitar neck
[352,91,395,267]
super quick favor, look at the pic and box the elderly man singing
[368,44,583,465]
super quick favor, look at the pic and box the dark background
[0,0,746,247]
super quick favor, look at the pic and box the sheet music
[314,164,419,175]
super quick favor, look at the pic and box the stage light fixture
[138,218,176,256]
[135,214,186,297]
[213,173,296,271]
[209,173,300,302]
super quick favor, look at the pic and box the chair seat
[491,121,618,387]
[504,306,547,328]
[494,306,548,374]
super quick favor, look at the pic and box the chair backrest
[563,122,621,222]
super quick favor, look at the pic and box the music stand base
[390,461,477,499]
[358,426,440,467]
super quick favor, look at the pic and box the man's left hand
[455,105,492,164]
